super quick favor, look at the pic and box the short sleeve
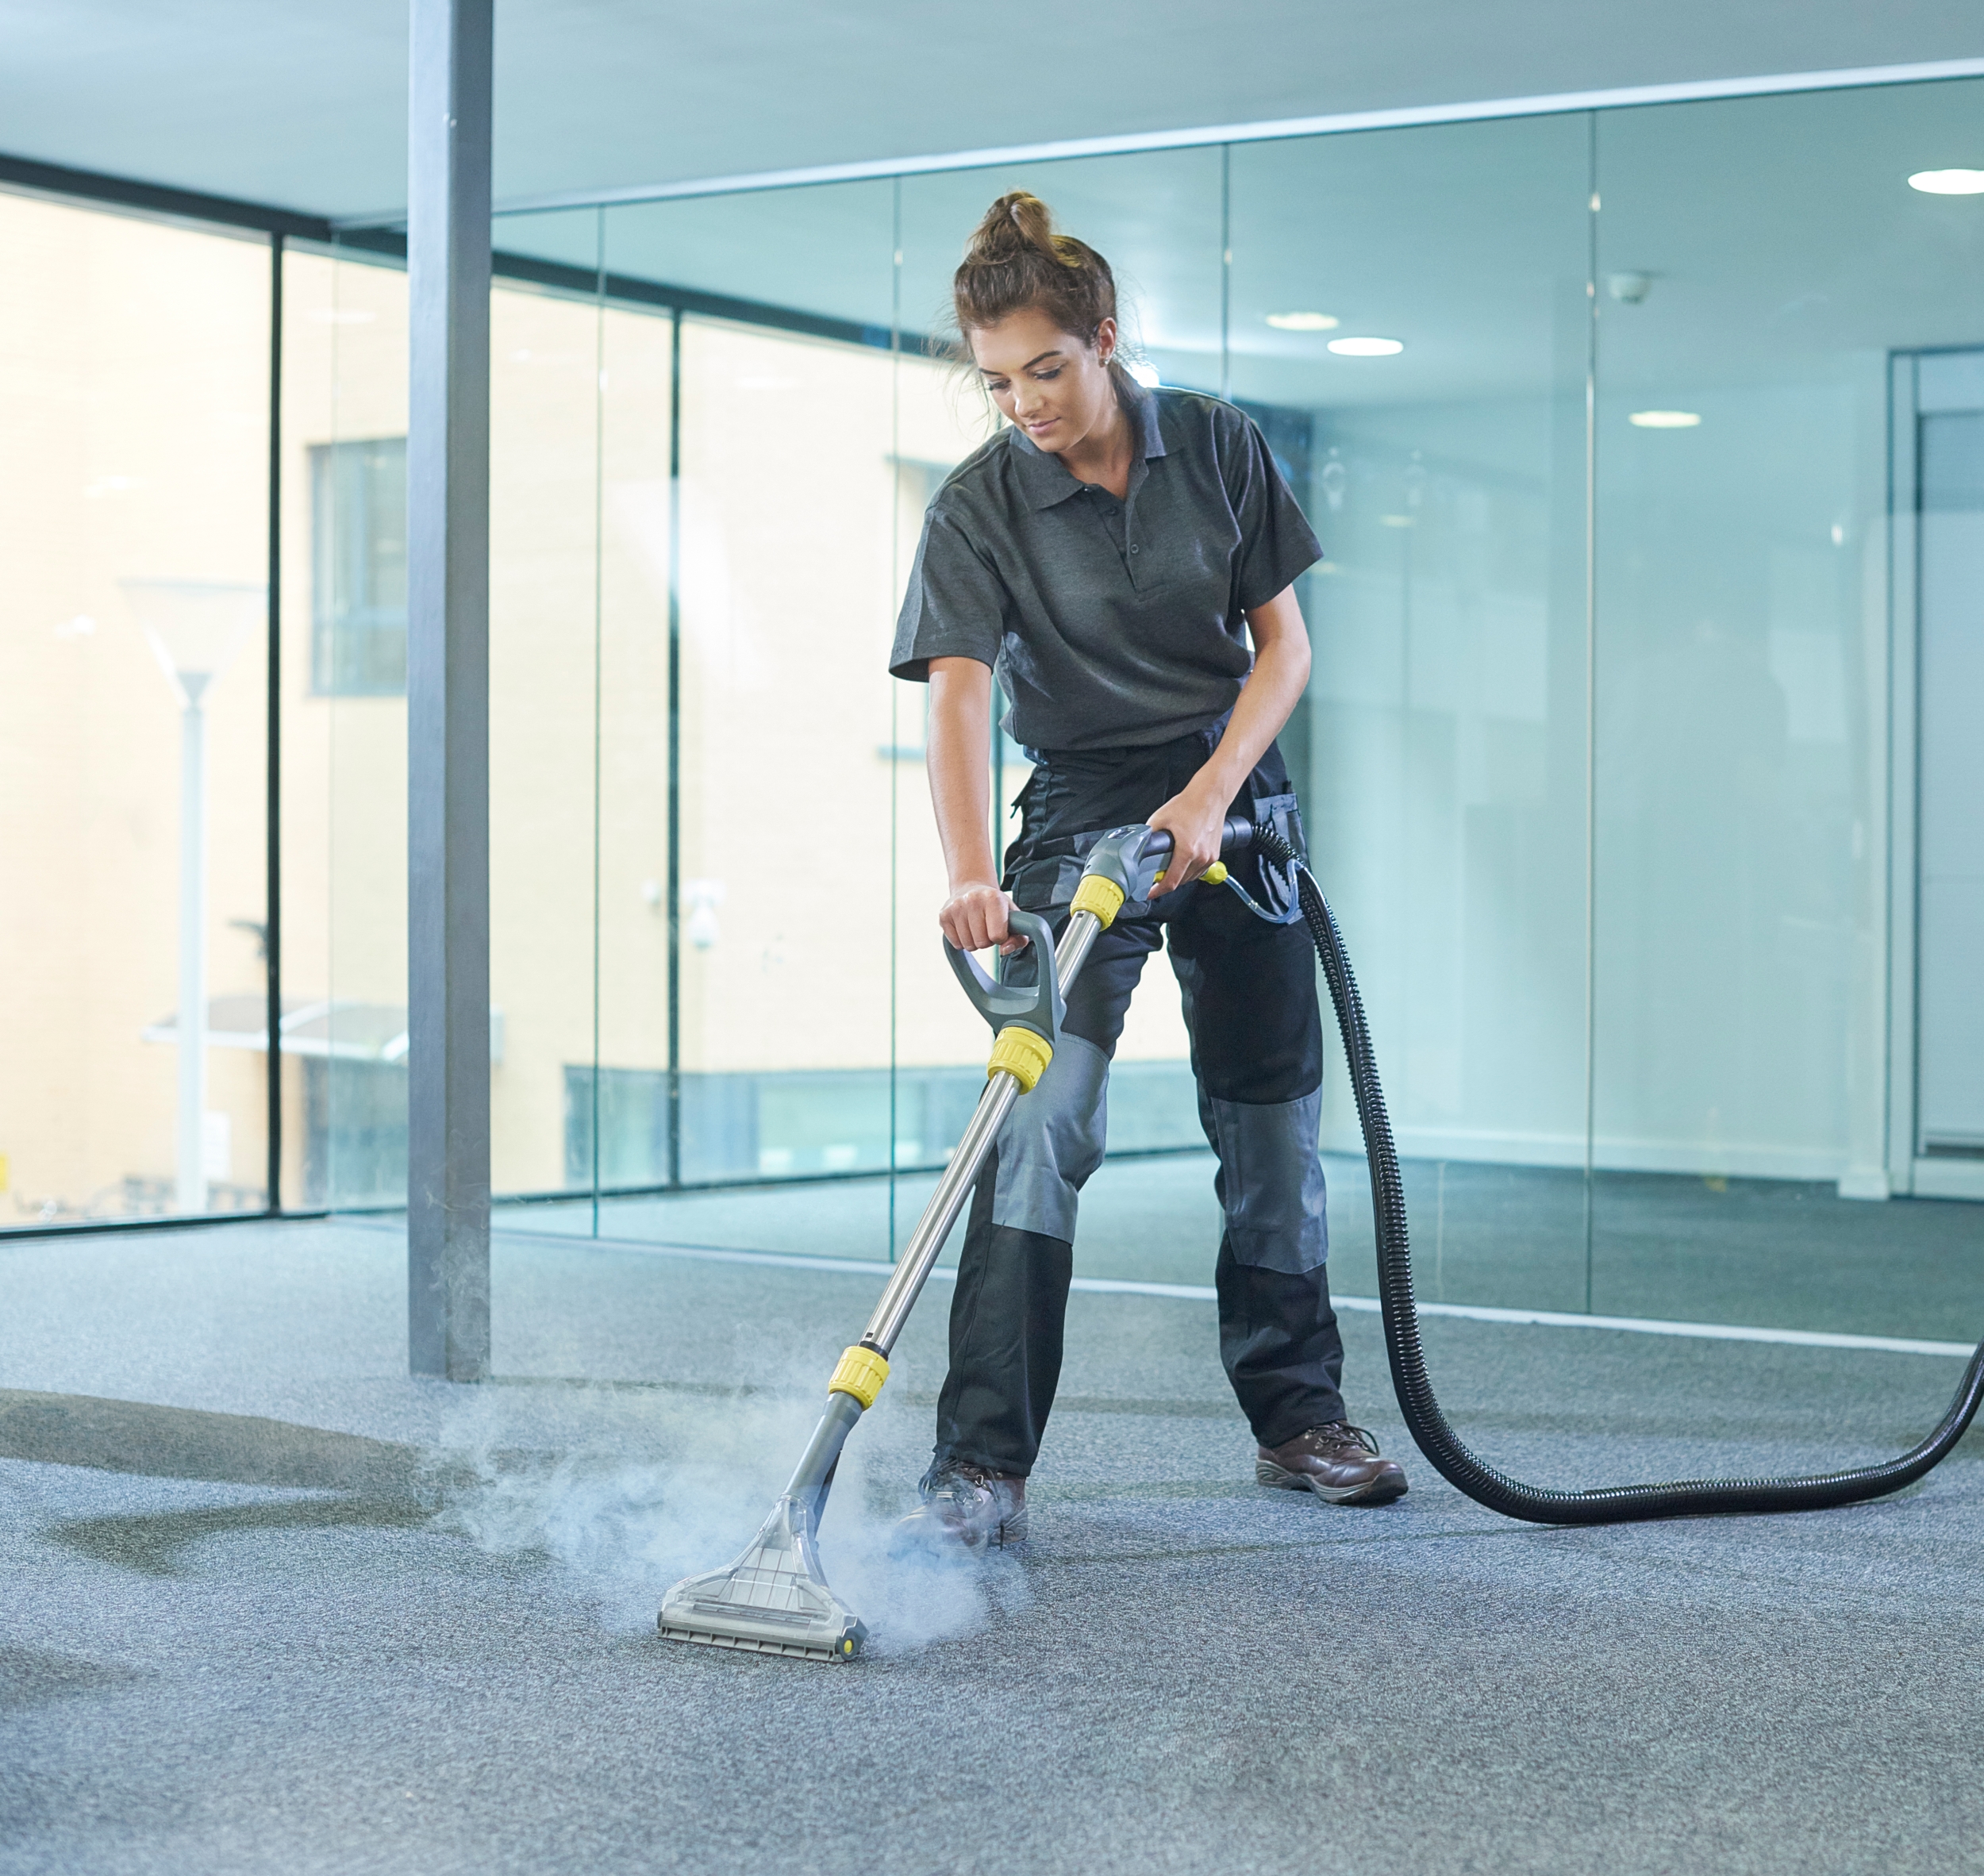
[888,505,1009,682]
[1225,413,1324,613]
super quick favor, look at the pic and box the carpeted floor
[4,1213,1983,1875]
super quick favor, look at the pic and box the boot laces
[1310,1422,1381,1458]
[923,1459,999,1503]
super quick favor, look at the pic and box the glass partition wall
[7,78,1981,1347]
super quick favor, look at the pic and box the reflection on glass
[310,438,407,695]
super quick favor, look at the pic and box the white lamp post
[122,579,261,1213]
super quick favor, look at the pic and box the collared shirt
[890,386,1322,752]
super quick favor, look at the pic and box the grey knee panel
[1201,1089,1328,1274]
[990,1032,1110,1243]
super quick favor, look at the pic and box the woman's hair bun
[952,190,1130,388]
[965,191,1078,270]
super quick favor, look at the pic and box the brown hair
[952,191,1140,403]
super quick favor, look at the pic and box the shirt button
[1129,544,1140,553]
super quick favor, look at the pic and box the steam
[429,1380,1029,1654]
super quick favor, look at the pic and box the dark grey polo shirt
[890,386,1322,752]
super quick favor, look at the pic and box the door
[1911,351,1984,1196]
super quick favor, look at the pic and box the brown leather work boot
[1257,1424,1408,1505]
[892,1459,1029,1551]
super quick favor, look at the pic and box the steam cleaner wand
[657,819,1240,1660]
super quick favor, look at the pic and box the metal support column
[406,0,493,1381]
[665,309,682,1190]
[265,232,285,1216]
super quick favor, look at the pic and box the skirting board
[1912,1159,1984,1202]
[1325,1124,1872,1186]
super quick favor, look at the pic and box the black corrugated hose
[1249,822,1984,1524]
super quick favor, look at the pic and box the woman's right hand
[925,661,1025,956]
[940,880,1028,955]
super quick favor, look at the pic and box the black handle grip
[1137,817,1259,862]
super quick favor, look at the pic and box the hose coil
[1251,822,1984,1524]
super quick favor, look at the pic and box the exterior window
[310,437,407,694]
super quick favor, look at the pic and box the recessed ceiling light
[1629,409,1701,429]
[1127,361,1162,387]
[1267,311,1340,331]
[1328,336,1404,357]
[1909,168,1984,194]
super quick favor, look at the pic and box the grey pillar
[406,0,492,1381]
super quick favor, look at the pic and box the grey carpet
[2,1217,1982,1875]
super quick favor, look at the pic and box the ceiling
[3,0,1984,222]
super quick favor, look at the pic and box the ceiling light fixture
[1909,168,1984,194]
[1328,336,1404,357]
[1628,410,1701,429]
[1267,311,1340,331]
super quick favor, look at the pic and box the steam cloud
[428,1376,1029,1654]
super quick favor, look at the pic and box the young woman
[889,192,1406,1546]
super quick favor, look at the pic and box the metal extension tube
[859,907,1104,1359]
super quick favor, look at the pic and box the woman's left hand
[1146,781,1228,899]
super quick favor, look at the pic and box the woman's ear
[1094,315,1118,365]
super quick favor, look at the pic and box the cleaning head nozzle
[658,1495,867,1663]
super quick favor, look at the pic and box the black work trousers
[931,725,1347,1479]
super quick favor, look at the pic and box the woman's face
[968,306,1119,456]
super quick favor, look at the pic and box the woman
[889,192,1405,1547]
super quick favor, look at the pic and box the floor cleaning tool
[659,817,1984,1662]
[657,821,1244,1660]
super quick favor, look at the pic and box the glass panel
[487,223,609,1202]
[517,180,905,1258]
[1592,79,1984,1337]
[589,294,678,1202]
[1231,117,1595,1307]
[1,192,271,1226]
[291,228,617,1219]
[285,240,411,1211]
